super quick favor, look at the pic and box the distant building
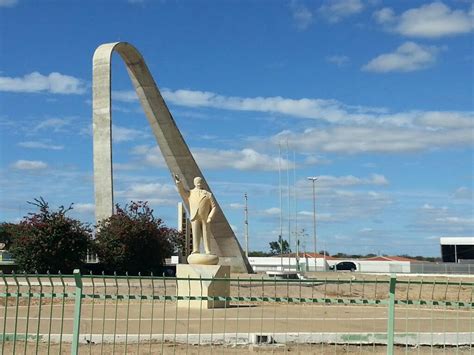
[440,237,474,263]
[362,255,421,262]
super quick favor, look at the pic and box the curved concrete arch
[92,42,251,273]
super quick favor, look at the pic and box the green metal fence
[0,271,472,354]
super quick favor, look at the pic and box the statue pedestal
[176,264,230,309]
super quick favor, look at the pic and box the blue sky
[0,0,472,256]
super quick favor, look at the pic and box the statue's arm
[174,174,189,200]
[207,194,217,223]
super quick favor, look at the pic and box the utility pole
[307,177,318,268]
[279,143,283,270]
[244,192,249,258]
[296,230,300,271]
[293,150,298,270]
[286,141,291,270]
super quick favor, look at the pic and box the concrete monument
[92,42,251,273]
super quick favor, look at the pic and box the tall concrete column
[92,42,252,273]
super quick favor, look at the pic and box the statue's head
[194,177,202,189]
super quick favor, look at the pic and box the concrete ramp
[92,42,251,273]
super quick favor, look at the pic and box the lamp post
[307,177,318,268]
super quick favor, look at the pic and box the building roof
[440,237,474,245]
[362,255,422,262]
[281,252,337,260]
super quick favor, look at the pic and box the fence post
[71,269,83,355]
[387,274,396,355]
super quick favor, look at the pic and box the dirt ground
[1,341,473,354]
[0,272,472,354]
[1,272,472,307]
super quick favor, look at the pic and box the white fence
[246,257,474,275]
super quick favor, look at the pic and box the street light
[307,177,318,266]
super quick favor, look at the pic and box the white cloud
[0,0,18,7]
[161,88,385,125]
[117,182,175,198]
[435,216,474,225]
[73,203,95,214]
[112,124,148,143]
[362,42,439,73]
[297,174,389,188]
[264,207,281,216]
[282,176,393,224]
[113,162,142,171]
[373,7,395,24]
[116,87,473,155]
[18,141,64,150]
[81,123,147,143]
[12,160,48,170]
[160,88,474,132]
[133,145,294,171]
[375,2,474,38]
[0,72,86,94]
[319,0,364,23]
[412,204,474,234]
[273,123,473,154]
[193,148,294,171]
[297,210,335,222]
[114,87,474,132]
[326,55,350,67]
[33,118,72,132]
[303,155,331,165]
[415,111,474,129]
[370,174,389,185]
[291,3,314,30]
[131,145,165,167]
[229,203,245,209]
[294,188,392,223]
[113,90,138,103]
[116,182,178,205]
[453,187,473,200]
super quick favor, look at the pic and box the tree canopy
[269,236,291,255]
[93,201,182,275]
[9,198,92,273]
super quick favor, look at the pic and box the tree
[94,201,182,275]
[0,223,18,250]
[9,198,92,273]
[269,236,290,255]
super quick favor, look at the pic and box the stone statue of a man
[175,175,217,256]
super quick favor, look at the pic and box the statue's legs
[202,222,211,254]
[191,220,202,253]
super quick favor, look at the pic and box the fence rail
[0,271,472,354]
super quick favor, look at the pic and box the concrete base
[176,264,230,309]
[187,253,219,265]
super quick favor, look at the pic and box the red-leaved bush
[9,197,92,273]
[93,201,183,275]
